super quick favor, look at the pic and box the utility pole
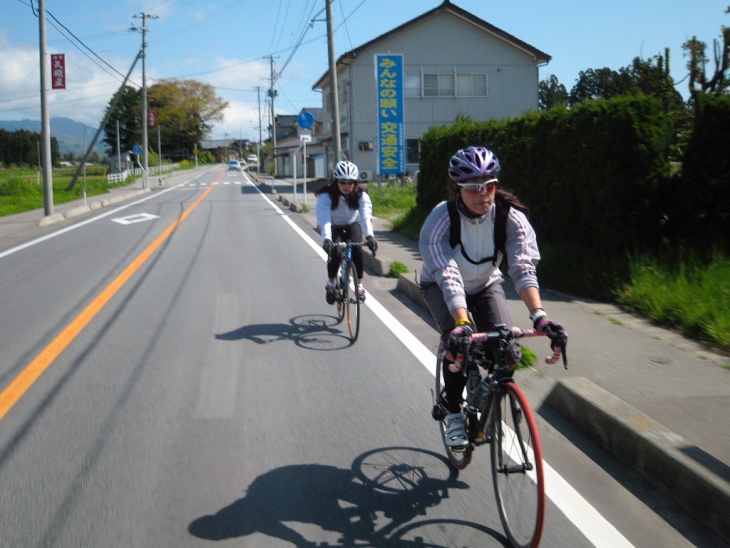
[326,0,342,165]
[267,56,278,175]
[254,85,263,165]
[38,0,53,216]
[132,12,157,189]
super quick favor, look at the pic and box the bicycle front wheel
[490,382,545,548]
[344,259,360,342]
[335,263,346,323]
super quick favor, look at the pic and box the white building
[312,0,550,178]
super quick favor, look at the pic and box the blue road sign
[297,111,314,129]
[132,144,143,155]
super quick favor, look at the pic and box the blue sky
[1,0,727,142]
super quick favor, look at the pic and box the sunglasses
[457,179,498,193]
[337,180,357,186]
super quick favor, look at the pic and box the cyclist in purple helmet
[419,146,566,449]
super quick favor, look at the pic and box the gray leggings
[421,280,521,412]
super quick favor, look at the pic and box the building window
[406,71,488,98]
[424,73,454,97]
[404,74,421,98]
[457,73,488,96]
[406,139,420,164]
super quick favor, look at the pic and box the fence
[107,163,180,184]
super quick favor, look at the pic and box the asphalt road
[0,166,724,547]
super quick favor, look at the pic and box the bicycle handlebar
[453,325,568,369]
[330,241,376,258]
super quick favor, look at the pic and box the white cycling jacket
[316,191,374,243]
[419,199,541,315]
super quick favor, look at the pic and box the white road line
[0,180,193,260]
[250,180,634,548]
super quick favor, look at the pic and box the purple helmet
[448,146,501,183]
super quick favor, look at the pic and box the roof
[313,0,551,90]
[275,114,298,128]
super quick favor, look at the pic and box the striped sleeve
[505,208,541,294]
[419,202,467,313]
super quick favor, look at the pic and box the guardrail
[107,163,180,184]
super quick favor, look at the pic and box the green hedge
[418,96,680,298]
[675,95,730,254]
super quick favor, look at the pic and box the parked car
[228,160,241,171]
[247,154,258,165]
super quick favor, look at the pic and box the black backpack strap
[447,199,460,249]
[493,195,509,266]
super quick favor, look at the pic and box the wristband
[530,309,547,323]
[456,318,471,326]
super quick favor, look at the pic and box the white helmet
[333,160,359,181]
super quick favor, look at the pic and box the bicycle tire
[345,259,360,342]
[335,261,346,323]
[490,382,545,548]
[433,349,472,470]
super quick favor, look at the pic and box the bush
[388,261,409,278]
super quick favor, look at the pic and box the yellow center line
[0,176,221,421]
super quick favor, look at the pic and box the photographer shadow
[188,447,491,546]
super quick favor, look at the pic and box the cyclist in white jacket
[316,161,378,304]
[419,146,566,449]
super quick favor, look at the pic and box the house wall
[321,10,542,176]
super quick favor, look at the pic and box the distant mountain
[0,117,106,157]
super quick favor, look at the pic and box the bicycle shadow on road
[214,314,354,350]
[188,446,502,546]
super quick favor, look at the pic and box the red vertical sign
[148,108,157,127]
[51,54,66,90]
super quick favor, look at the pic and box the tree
[101,79,229,163]
[683,6,730,102]
[568,55,683,109]
[102,85,142,158]
[148,79,229,161]
[538,75,568,111]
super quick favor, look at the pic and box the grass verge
[615,252,730,353]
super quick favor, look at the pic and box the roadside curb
[546,377,730,544]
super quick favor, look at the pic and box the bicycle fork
[494,389,534,474]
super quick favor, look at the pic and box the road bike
[431,324,567,548]
[330,241,372,343]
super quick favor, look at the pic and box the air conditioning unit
[359,170,373,181]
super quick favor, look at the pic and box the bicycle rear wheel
[490,382,545,548]
[344,259,360,342]
[433,349,471,470]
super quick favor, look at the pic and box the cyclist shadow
[215,314,353,350]
[188,447,500,546]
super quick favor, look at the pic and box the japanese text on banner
[51,54,66,90]
[375,54,404,175]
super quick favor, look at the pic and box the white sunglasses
[456,178,498,192]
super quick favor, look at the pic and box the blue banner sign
[375,54,405,175]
